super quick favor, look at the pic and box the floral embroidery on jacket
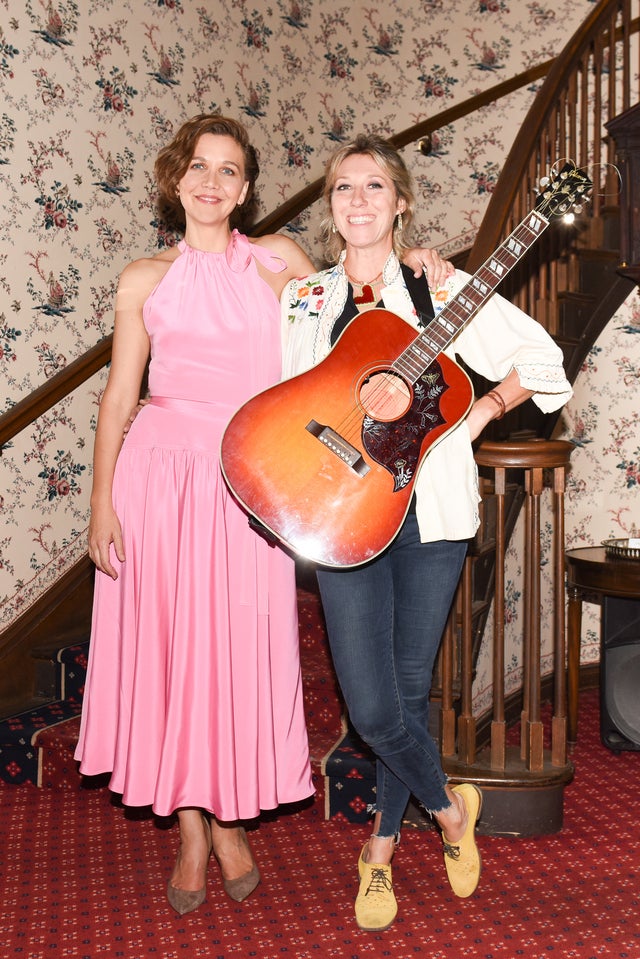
[287,279,325,324]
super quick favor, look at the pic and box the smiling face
[177,133,249,230]
[330,153,406,257]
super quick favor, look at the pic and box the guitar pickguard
[362,363,449,491]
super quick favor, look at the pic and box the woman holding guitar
[280,135,572,932]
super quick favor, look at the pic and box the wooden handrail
[1,1,635,462]
[0,336,112,451]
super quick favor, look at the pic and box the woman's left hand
[403,248,455,288]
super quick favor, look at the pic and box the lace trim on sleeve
[514,361,573,411]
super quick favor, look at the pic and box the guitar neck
[396,207,551,383]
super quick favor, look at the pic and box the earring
[396,211,403,232]
[331,219,337,234]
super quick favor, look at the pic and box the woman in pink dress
[75,114,452,916]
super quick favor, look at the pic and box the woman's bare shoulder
[118,246,180,291]
[116,246,181,310]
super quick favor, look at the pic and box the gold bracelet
[486,389,506,419]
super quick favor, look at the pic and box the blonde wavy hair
[320,134,416,262]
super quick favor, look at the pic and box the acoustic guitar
[221,163,591,567]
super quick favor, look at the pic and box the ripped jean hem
[366,805,401,844]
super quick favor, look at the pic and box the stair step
[30,640,88,702]
[578,248,623,297]
[321,721,432,830]
[0,697,84,786]
[1,593,343,790]
[0,641,88,786]
[557,290,596,340]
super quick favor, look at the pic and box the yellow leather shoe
[442,783,483,898]
[354,843,398,932]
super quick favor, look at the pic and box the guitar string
[333,220,536,442]
[328,215,547,446]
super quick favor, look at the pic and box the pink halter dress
[75,232,313,819]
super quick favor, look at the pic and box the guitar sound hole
[359,370,412,422]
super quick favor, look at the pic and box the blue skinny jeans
[317,513,467,837]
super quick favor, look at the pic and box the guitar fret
[471,277,489,298]
[399,344,435,375]
[423,333,445,352]
[526,211,546,234]
[393,190,568,385]
[487,257,509,279]
[437,315,456,335]
[455,293,477,314]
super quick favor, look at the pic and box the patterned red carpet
[1,686,638,959]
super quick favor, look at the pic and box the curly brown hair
[154,114,260,234]
[320,134,415,262]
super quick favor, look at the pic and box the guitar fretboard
[395,209,549,384]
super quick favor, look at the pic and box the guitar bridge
[306,420,370,477]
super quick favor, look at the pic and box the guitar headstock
[534,162,592,220]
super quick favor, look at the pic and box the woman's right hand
[88,503,125,580]
[123,397,150,437]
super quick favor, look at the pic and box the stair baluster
[441,438,574,835]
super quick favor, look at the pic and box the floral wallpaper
[0,0,637,710]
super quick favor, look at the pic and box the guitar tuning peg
[539,176,550,188]
[573,204,583,214]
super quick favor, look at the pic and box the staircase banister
[465,0,636,273]
[0,335,112,450]
[0,64,554,448]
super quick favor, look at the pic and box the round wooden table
[566,545,640,744]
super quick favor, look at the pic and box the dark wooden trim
[2,9,629,449]
[0,555,94,718]
[0,337,112,449]
[0,65,549,450]
[0,555,94,659]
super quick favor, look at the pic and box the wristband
[486,389,506,419]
